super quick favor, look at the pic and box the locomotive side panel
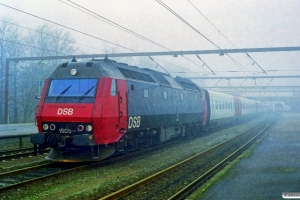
[126,81,203,132]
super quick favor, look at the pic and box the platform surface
[195,112,300,200]
[0,123,37,137]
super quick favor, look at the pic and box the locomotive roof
[50,57,201,91]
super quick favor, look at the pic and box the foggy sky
[0,0,299,87]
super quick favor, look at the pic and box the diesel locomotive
[30,57,266,162]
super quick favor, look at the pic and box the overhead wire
[155,0,217,75]
[62,0,172,51]
[0,19,105,53]
[187,0,267,76]
[148,56,170,74]
[187,0,237,48]
[156,0,221,50]
[187,0,268,88]
[1,2,269,78]
[2,38,65,55]
[246,53,267,74]
[1,2,215,76]
[0,3,136,53]
[60,0,212,75]
[1,0,202,76]
[195,55,216,75]
[0,3,202,76]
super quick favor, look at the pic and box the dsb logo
[128,116,141,129]
[57,108,74,115]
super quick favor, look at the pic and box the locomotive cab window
[110,79,117,96]
[47,78,98,98]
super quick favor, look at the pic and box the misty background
[0,0,299,123]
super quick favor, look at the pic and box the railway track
[0,162,91,192]
[0,118,267,198]
[0,148,49,161]
[0,132,204,193]
[100,119,275,200]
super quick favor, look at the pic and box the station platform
[191,112,300,200]
[0,123,37,137]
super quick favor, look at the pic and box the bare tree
[1,19,80,124]
[13,24,79,123]
[0,17,26,123]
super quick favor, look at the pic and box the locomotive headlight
[43,124,49,131]
[86,125,93,132]
[70,69,77,76]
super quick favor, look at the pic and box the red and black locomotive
[31,57,206,162]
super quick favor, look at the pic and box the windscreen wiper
[55,85,72,102]
[79,85,95,102]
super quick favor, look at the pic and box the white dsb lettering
[57,108,74,115]
[128,116,141,129]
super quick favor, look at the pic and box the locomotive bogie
[46,144,115,162]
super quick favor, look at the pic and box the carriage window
[195,94,198,101]
[180,93,184,101]
[215,100,218,109]
[163,91,168,99]
[110,79,117,96]
[144,89,149,98]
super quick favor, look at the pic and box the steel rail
[0,147,33,155]
[0,162,90,192]
[99,120,271,200]
[0,148,50,161]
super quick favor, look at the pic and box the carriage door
[116,79,128,133]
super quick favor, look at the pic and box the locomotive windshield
[47,78,98,102]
